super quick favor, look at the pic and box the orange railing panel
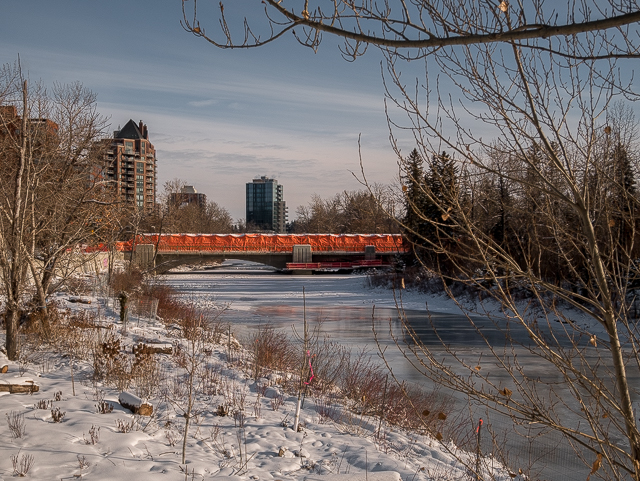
[116,233,408,254]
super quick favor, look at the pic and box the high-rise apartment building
[246,176,287,232]
[103,119,157,213]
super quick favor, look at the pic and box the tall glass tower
[246,176,288,232]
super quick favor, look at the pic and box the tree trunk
[4,81,29,361]
[26,256,51,339]
[5,307,20,361]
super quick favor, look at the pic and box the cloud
[188,99,218,107]
[0,40,398,221]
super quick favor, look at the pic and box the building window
[125,141,133,154]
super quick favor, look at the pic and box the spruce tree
[402,148,429,246]
[426,151,458,239]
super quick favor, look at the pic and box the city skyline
[0,1,411,222]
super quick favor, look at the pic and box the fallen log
[0,377,39,393]
[132,343,173,355]
[119,391,153,416]
[0,364,8,373]
[67,297,92,304]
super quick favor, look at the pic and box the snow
[305,472,401,481]
[0,280,524,481]
[119,391,153,411]
[0,348,505,480]
[0,376,36,385]
[0,267,534,480]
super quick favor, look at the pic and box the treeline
[401,108,639,289]
[148,179,233,234]
[290,186,400,234]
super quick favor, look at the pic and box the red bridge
[120,233,407,272]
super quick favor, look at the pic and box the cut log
[67,297,92,304]
[119,391,153,416]
[132,343,173,355]
[0,377,39,393]
[0,364,8,373]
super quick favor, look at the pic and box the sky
[0,1,410,222]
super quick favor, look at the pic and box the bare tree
[295,193,342,233]
[24,82,109,315]
[182,0,640,60]
[0,63,109,359]
[294,186,400,233]
[0,64,32,361]
[184,1,640,479]
[156,178,233,234]
[382,35,640,481]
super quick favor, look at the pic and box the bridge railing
[115,234,409,254]
[150,246,403,253]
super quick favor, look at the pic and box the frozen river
[163,263,615,480]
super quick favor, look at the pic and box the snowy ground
[0,272,521,481]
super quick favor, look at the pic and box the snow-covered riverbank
[0,269,520,481]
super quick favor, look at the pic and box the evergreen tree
[426,151,458,239]
[402,148,429,246]
[609,141,637,252]
[489,175,509,247]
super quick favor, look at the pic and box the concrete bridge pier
[365,245,376,261]
[292,245,312,263]
[132,244,155,271]
[290,244,313,274]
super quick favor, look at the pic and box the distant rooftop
[251,176,278,184]
[114,119,149,140]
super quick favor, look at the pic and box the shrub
[84,425,100,445]
[131,348,161,399]
[6,411,26,438]
[92,332,131,391]
[248,324,297,379]
[11,452,34,477]
[34,399,52,410]
[51,407,66,423]
[64,276,92,295]
[142,282,183,321]
[109,268,144,296]
[95,401,114,414]
[115,418,137,433]
[20,303,98,363]
[338,348,387,403]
